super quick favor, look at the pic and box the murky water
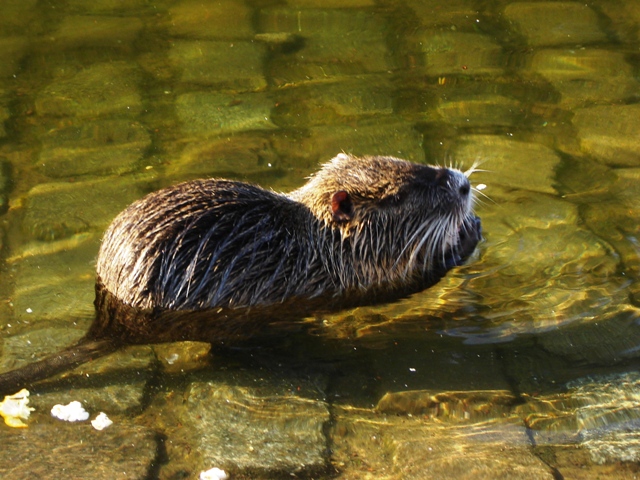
[0,0,639,478]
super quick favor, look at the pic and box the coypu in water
[0,154,481,394]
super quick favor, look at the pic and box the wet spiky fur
[0,154,481,395]
[98,154,479,310]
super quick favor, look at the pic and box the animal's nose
[458,177,471,196]
[437,168,470,197]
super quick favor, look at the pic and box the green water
[0,0,639,478]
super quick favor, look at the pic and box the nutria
[0,154,481,395]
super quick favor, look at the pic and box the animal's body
[0,154,481,394]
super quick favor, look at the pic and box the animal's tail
[0,338,117,397]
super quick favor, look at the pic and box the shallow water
[0,0,639,478]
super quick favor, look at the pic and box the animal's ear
[331,190,353,223]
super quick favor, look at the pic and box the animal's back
[97,179,331,310]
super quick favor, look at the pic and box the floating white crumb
[91,412,113,430]
[165,353,179,365]
[0,389,35,428]
[199,467,229,480]
[51,401,89,422]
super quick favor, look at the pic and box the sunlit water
[0,1,639,478]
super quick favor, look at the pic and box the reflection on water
[0,0,639,478]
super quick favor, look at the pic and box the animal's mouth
[443,215,482,270]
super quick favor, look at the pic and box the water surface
[0,1,639,478]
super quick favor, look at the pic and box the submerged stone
[38,119,151,177]
[22,176,148,241]
[571,104,640,167]
[595,2,640,43]
[0,0,38,35]
[48,15,143,49]
[402,31,504,77]
[612,169,640,214]
[437,94,523,128]
[16,177,147,320]
[286,0,374,6]
[517,371,640,467]
[279,120,425,167]
[527,49,639,108]
[272,77,394,127]
[259,7,394,80]
[0,327,86,372]
[0,424,158,479]
[0,97,9,138]
[391,421,553,479]
[182,382,330,476]
[0,115,7,141]
[166,133,279,181]
[582,168,640,281]
[377,389,517,421]
[503,2,606,46]
[153,341,211,374]
[10,236,98,323]
[479,189,579,234]
[454,135,560,194]
[35,62,142,118]
[498,307,640,395]
[484,221,618,280]
[31,346,156,414]
[0,157,9,213]
[65,0,153,14]
[405,0,482,29]
[458,218,623,346]
[168,40,267,90]
[331,408,554,479]
[168,0,255,39]
[0,36,28,78]
[0,327,155,413]
[537,307,640,366]
[176,91,277,136]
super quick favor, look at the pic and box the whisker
[393,221,426,262]
[406,221,443,274]
[392,219,437,276]
[472,186,494,205]
[463,157,488,176]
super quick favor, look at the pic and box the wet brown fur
[0,154,481,394]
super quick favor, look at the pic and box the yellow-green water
[0,1,639,478]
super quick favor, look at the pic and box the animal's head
[290,154,479,282]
